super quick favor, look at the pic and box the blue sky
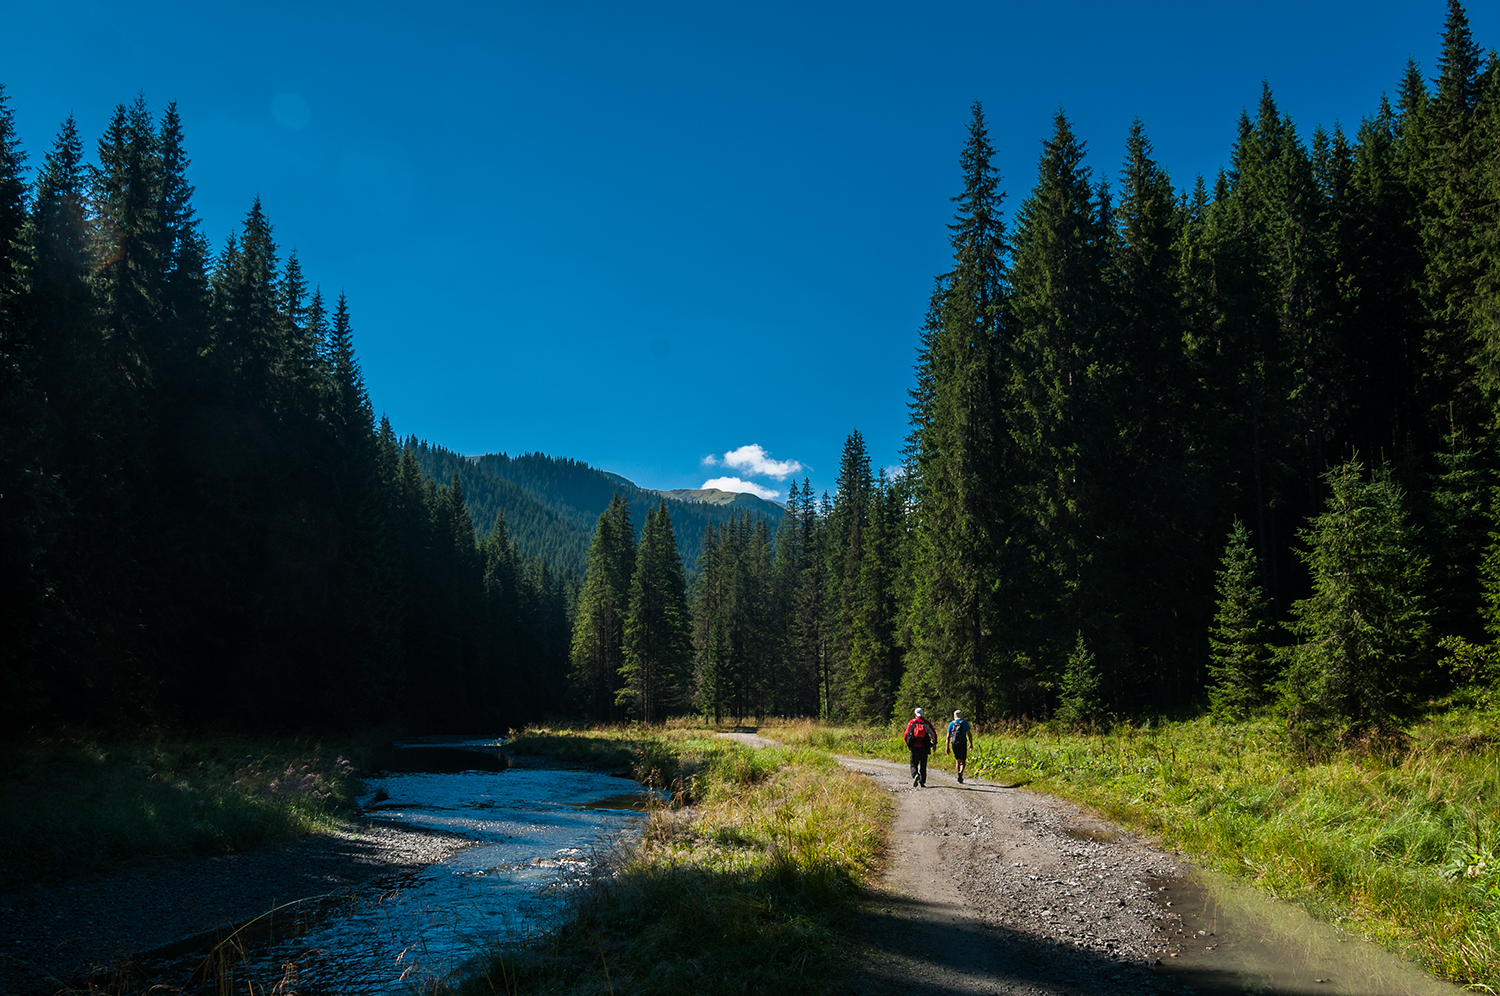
[3,1,1490,500]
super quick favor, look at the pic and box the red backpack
[905,717,932,748]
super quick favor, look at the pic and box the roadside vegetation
[0,733,363,890]
[467,726,887,996]
[764,701,1500,990]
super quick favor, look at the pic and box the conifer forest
[5,2,1500,740]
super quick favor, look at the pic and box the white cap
[954,710,963,719]
[914,707,924,717]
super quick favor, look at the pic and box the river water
[209,737,655,994]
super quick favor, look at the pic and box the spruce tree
[848,476,906,722]
[905,101,1009,718]
[693,522,729,722]
[767,479,804,714]
[1418,1,1490,442]
[0,85,28,293]
[1282,459,1430,735]
[155,101,208,352]
[1207,520,1273,718]
[824,429,873,715]
[0,83,46,722]
[1426,420,1487,641]
[1476,484,1500,644]
[92,96,164,383]
[620,503,692,722]
[790,479,827,716]
[1341,97,1423,459]
[1104,120,1214,704]
[1055,633,1103,726]
[570,494,634,720]
[1005,109,1113,707]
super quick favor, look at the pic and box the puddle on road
[1154,867,1463,995]
[1060,826,1119,844]
[138,737,658,995]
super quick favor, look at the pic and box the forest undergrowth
[0,733,364,890]
[467,727,887,996]
[766,702,1500,989]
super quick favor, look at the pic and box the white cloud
[701,477,781,501]
[701,453,719,467]
[719,444,802,480]
[883,465,908,481]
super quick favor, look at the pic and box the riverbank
[465,727,889,995]
[761,699,1500,991]
[0,818,472,995]
[0,732,369,891]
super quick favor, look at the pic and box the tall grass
[0,733,362,889]
[466,728,889,995]
[769,703,1500,989]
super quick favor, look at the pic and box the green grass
[0,733,364,890]
[769,703,1500,990]
[465,726,889,995]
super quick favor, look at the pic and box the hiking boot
[958,772,964,783]
[912,772,919,787]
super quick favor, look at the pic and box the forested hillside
[569,1,1500,735]
[0,90,573,733]
[409,443,783,575]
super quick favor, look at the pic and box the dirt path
[720,733,1461,996]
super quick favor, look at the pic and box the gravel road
[831,754,1462,996]
[835,753,1196,995]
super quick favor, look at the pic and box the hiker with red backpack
[903,708,938,787]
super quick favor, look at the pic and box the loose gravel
[837,755,1190,995]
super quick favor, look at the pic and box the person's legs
[954,749,967,782]
[917,751,928,786]
[909,750,920,786]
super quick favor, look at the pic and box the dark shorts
[952,746,968,761]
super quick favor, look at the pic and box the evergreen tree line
[0,90,572,733]
[903,0,1500,731]
[568,495,692,722]
[569,430,914,725]
[570,2,1500,734]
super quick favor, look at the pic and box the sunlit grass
[0,733,363,889]
[467,727,889,995]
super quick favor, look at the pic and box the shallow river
[218,737,655,994]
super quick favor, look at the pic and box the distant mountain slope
[408,444,783,574]
[407,444,593,573]
[655,488,785,515]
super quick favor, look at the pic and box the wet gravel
[0,819,472,996]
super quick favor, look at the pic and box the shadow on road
[841,889,1458,996]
